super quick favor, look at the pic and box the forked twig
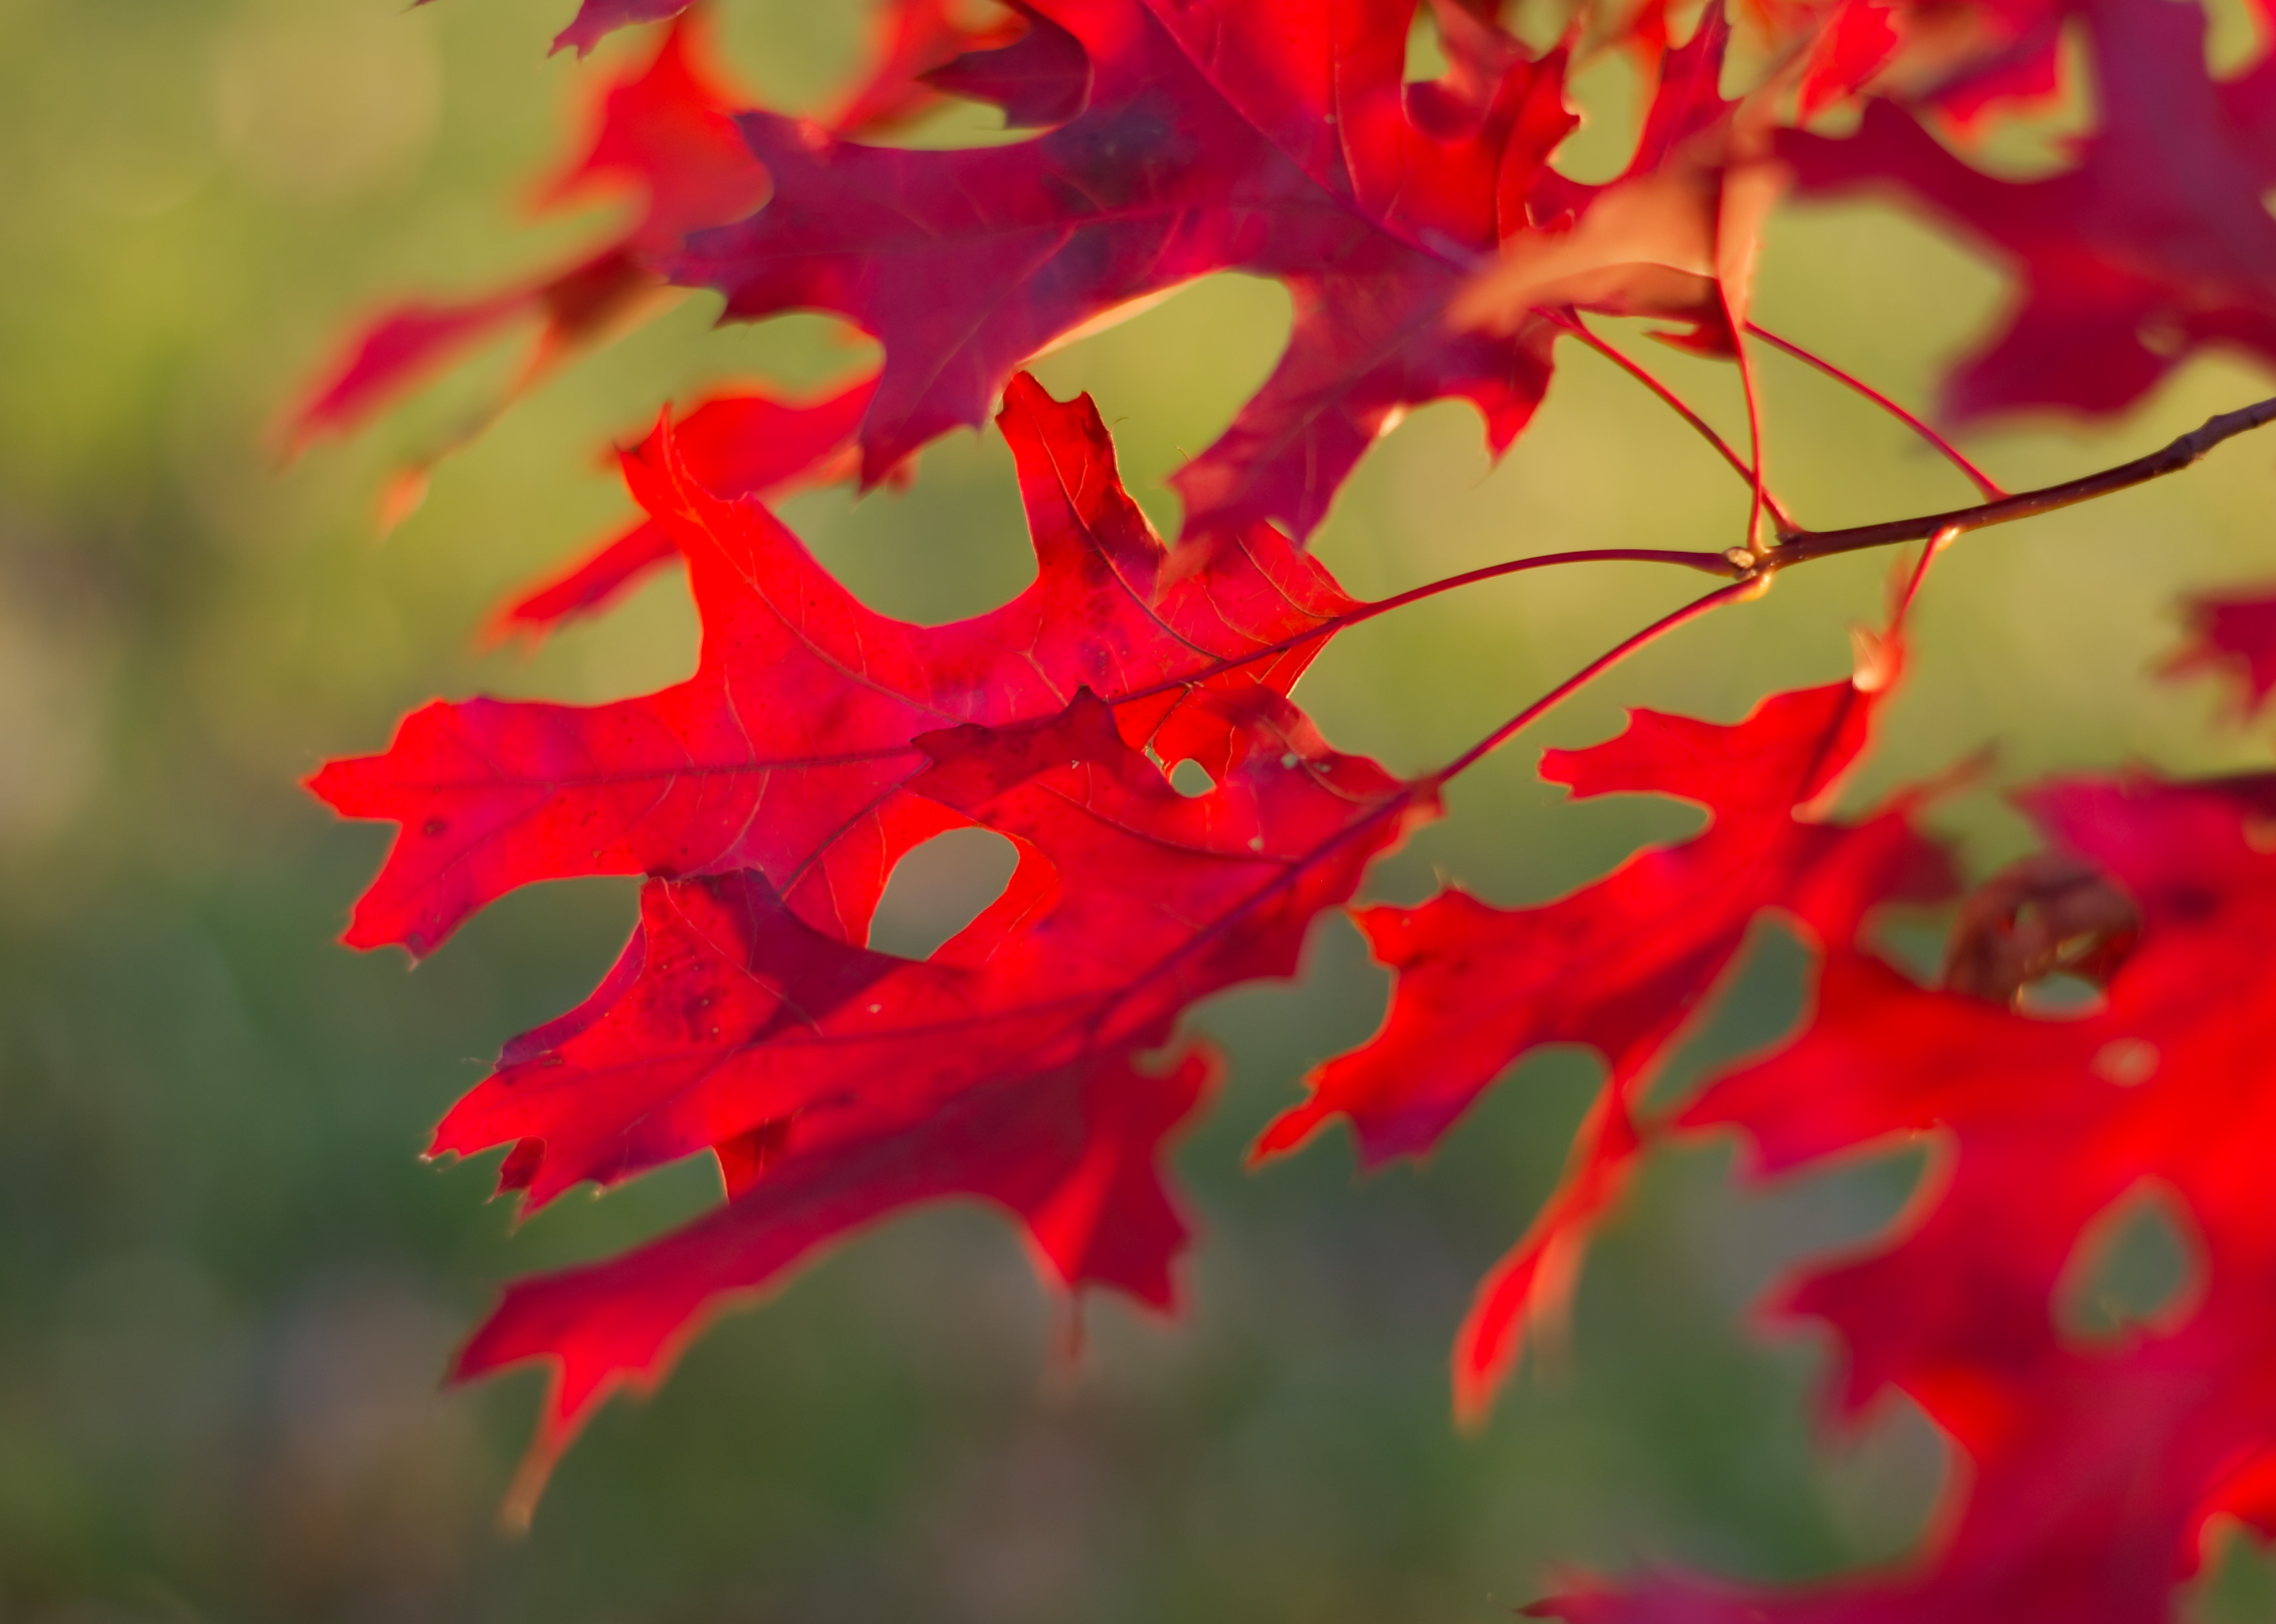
[1760,395,2276,572]
[1427,394,2276,780]
[1549,310,1798,535]
[1123,394,2276,723]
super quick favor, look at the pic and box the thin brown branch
[1731,309,1771,557]
[1430,394,2276,784]
[1760,396,2276,573]
[1128,395,2276,791]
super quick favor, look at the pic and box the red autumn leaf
[488,371,876,640]
[289,17,766,449]
[1259,651,1952,1418]
[1539,772,2276,1621]
[308,373,1360,956]
[468,1012,1213,1526]
[2166,581,2276,716]
[672,0,1761,539]
[1783,0,2276,424]
[444,685,1436,1508]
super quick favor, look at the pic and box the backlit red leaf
[489,372,876,640]
[310,374,1360,956]
[672,0,1763,538]
[310,0,2276,1594]
[1262,658,1953,1417]
[445,686,1436,1508]
[1539,773,2276,1621]
[1784,0,2276,424]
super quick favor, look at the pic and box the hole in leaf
[2016,971,2106,1018]
[867,828,1021,960]
[2204,0,2267,76]
[1405,6,1452,82]
[1819,1390,1950,1565]
[1952,19,2097,181]
[2194,1507,2276,1619]
[1169,758,1216,797]
[2137,311,2188,358]
[2090,1037,2159,1087]
[2055,1180,2204,1347]
[1554,47,1645,184]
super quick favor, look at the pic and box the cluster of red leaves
[1543,772,2276,1623]
[1788,0,2276,424]
[308,0,2276,1613]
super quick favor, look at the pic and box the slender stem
[1748,322,2006,502]
[1551,310,1796,535]
[1432,581,1757,784]
[1762,395,2276,571]
[1107,545,1737,709]
[1732,309,1771,556]
[1894,525,1955,622]
[1352,547,1733,620]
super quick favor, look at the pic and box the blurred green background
[7,0,2276,1618]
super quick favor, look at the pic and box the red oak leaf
[1783,0,2276,424]
[488,371,876,640]
[1259,654,1953,1419]
[289,17,765,448]
[309,374,1360,956]
[2166,582,2276,716]
[674,0,1762,538]
[469,1019,1213,1526]
[1540,773,2276,1621]
[444,686,1436,1512]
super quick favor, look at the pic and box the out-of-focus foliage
[5,0,2276,1618]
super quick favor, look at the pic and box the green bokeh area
[7,0,2276,1617]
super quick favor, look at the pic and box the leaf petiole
[1430,580,1758,784]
